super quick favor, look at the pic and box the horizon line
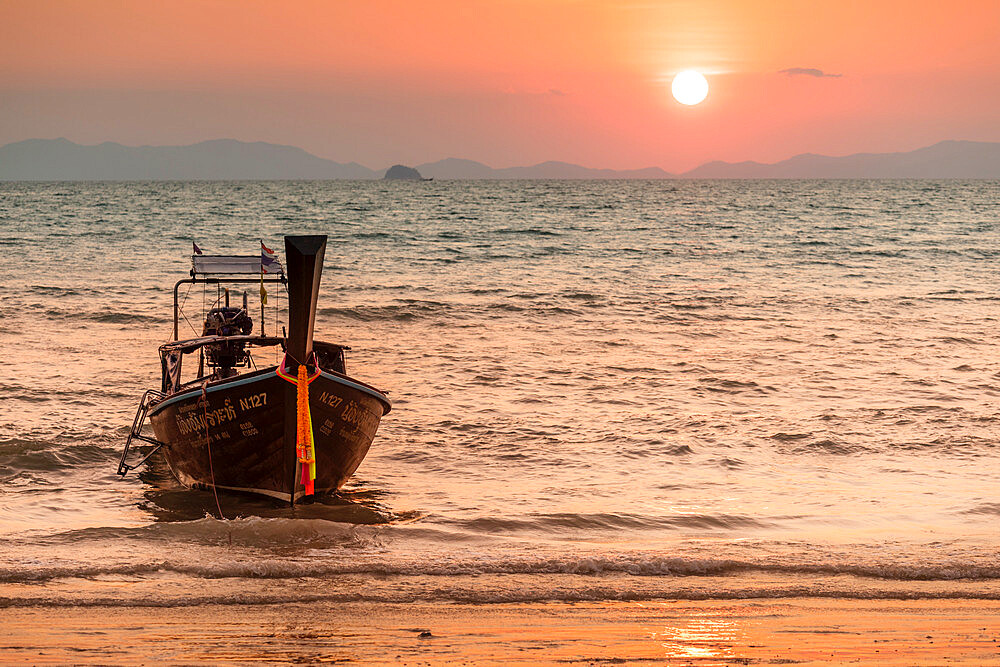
[4,135,997,175]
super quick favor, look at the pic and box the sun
[672,70,709,106]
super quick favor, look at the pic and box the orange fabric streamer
[278,354,320,498]
[296,363,316,496]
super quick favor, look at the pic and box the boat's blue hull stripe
[318,372,392,411]
[148,368,390,416]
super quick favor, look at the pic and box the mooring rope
[200,382,226,521]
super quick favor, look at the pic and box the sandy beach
[2,598,998,665]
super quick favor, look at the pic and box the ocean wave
[317,300,589,322]
[789,439,872,455]
[0,384,133,401]
[441,512,770,533]
[22,516,382,550]
[351,231,394,239]
[318,303,447,321]
[3,547,999,584]
[27,285,84,296]
[5,586,1000,608]
[494,228,562,237]
[42,309,169,324]
[0,439,118,473]
[698,377,773,394]
[962,503,1000,516]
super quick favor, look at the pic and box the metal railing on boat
[117,389,168,476]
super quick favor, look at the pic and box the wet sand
[2,599,998,665]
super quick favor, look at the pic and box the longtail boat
[117,235,391,504]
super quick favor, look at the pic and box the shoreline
[2,598,998,665]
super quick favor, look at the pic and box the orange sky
[2,0,999,170]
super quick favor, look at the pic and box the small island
[383,164,426,180]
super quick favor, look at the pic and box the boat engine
[203,306,253,337]
[203,301,253,373]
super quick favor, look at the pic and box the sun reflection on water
[654,614,744,663]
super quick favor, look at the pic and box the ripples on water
[1,180,999,606]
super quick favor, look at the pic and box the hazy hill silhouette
[414,158,671,179]
[0,138,376,180]
[2,138,999,180]
[681,140,1000,179]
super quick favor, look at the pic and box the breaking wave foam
[3,552,999,584]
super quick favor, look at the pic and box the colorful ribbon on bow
[277,354,320,496]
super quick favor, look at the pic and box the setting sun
[672,70,709,106]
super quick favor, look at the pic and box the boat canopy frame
[173,275,287,341]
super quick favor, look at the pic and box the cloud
[779,67,842,78]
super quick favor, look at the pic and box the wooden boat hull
[147,367,390,502]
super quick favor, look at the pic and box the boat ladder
[117,389,168,477]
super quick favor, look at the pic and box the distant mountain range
[0,138,374,180]
[1,137,999,180]
[681,140,1000,179]
[412,157,671,180]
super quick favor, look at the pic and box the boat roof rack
[191,255,283,276]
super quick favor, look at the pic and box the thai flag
[261,240,282,274]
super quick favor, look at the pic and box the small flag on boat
[193,241,203,255]
[260,280,268,306]
[261,240,282,274]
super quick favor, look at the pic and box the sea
[1,179,999,609]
